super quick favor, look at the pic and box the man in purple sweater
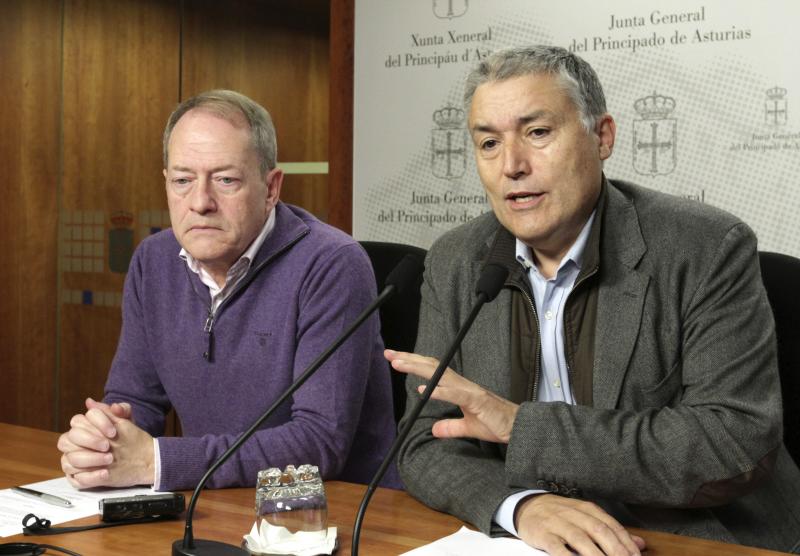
[56,90,397,491]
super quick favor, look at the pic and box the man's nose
[189,178,217,214]
[502,139,531,180]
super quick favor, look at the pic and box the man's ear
[596,114,616,161]
[265,167,283,209]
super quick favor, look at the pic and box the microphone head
[385,253,424,296]
[475,264,508,302]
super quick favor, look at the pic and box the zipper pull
[203,311,214,361]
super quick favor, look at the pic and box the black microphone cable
[350,263,509,555]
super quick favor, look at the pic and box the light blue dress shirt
[493,211,596,535]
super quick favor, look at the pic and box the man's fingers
[576,500,641,555]
[68,469,111,489]
[580,519,636,556]
[110,402,132,419]
[85,407,120,437]
[385,349,438,366]
[56,432,78,453]
[554,501,638,556]
[534,517,624,556]
[86,397,132,420]
[518,496,641,556]
[535,534,576,556]
[64,449,113,470]
[389,353,439,380]
[430,418,469,439]
[60,425,110,452]
[70,407,116,439]
[61,453,110,478]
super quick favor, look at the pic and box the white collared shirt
[178,208,276,314]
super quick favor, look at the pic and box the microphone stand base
[172,538,249,555]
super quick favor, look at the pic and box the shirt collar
[179,207,277,277]
[515,210,597,275]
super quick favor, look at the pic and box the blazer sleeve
[397,245,525,536]
[505,222,782,507]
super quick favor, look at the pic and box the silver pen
[11,486,74,508]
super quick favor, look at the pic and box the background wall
[0,0,330,431]
[350,0,800,256]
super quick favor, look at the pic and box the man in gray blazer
[387,45,800,555]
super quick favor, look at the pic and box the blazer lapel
[593,185,649,409]
[469,227,515,397]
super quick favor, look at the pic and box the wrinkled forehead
[179,106,250,132]
[469,73,576,124]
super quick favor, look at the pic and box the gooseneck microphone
[172,253,424,556]
[350,263,509,556]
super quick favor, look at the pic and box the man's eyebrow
[516,110,551,125]
[470,110,553,133]
[168,164,238,173]
[169,165,195,173]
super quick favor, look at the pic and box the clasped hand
[57,398,154,488]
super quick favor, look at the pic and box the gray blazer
[397,179,800,552]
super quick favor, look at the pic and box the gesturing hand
[386,349,519,444]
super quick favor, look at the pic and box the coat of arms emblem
[431,104,468,180]
[433,0,468,19]
[632,92,677,177]
[764,86,788,126]
[109,211,134,274]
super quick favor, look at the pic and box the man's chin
[180,241,226,263]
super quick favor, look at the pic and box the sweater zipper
[202,309,215,360]
[194,229,310,361]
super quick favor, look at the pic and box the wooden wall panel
[328,0,354,233]
[0,0,331,433]
[0,0,62,429]
[58,0,180,429]
[182,0,330,218]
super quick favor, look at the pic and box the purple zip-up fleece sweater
[104,202,399,490]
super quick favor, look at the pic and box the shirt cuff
[152,437,162,490]
[493,490,546,536]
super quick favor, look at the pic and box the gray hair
[163,89,277,175]
[464,45,607,132]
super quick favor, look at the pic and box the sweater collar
[250,201,311,268]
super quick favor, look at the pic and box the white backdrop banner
[353,0,800,256]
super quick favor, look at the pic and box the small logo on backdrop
[433,0,468,19]
[764,86,788,126]
[431,104,468,180]
[632,92,677,177]
[109,211,134,274]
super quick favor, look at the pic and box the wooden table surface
[0,423,790,555]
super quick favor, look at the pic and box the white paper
[400,526,547,556]
[0,477,156,537]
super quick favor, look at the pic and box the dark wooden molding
[328,0,354,233]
